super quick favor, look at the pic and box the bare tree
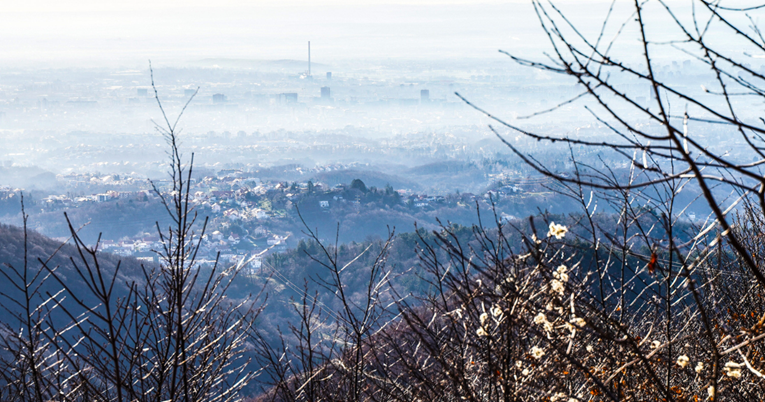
[251,211,399,401]
[0,65,264,402]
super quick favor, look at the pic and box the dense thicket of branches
[254,1,765,401]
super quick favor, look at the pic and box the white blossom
[724,361,743,379]
[548,222,568,239]
[676,355,689,368]
[479,312,489,325]
[553,265,569,282]
[550,279,565,295]
[534,312,547,325]
[531,346,545,359]
[531,233,542,244]
[476,327,487,337]
[491,305,503,317]
[551,393,567,402]
[571,317,586,327]
[695,362,704,373]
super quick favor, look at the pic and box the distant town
[0,163,542,272]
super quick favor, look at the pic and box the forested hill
[0,223,148,324]
[0,223,144,275]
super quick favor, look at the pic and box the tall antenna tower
[308,41,311,77]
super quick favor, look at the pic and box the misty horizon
[0,0,715,68]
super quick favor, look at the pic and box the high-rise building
[327,72,332,80]
[212,94,227,103]
[280,93,298,103]
[421,89,430,103]
[321,87,331,99]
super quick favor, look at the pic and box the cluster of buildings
[97,229,289,273]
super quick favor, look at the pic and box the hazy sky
[0,0,755,68]
[0,0,622,67]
